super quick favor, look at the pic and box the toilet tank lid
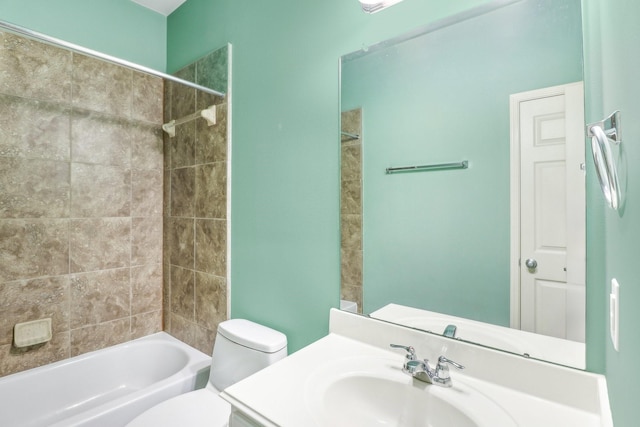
[218,319,287,353]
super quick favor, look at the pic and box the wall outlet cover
[610,279,620,351]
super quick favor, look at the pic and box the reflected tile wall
[0,31,164,377]
[341,108,363,313]
[164,46,229,355]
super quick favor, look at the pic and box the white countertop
[221,309,612,427]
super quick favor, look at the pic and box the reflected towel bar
[386,160,468,174]
[341,131,360,140]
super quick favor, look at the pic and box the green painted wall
[168,0,498,352]
[341,0,583,325]
[0,0,166,70]
[581,0,606,376]
[582,0,640,424]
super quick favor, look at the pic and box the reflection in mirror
[340,0,586,368]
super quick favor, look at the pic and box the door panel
[514,83,585,342]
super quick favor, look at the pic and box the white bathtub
[0,332,211,427]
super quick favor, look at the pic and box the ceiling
[131,0,187,16]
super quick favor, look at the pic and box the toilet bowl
[126,319,287,427]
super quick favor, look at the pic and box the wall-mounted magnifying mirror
[588,111,622,210]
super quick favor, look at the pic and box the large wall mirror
[340,0,586,368]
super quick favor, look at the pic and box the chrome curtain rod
[386,161,468,174]
[0,19,225,97]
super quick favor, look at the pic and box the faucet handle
[437,356,465,371]
[390,344,417,361]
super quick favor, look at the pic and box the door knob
[525,258,538,269]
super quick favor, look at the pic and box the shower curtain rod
[0,19,226,98]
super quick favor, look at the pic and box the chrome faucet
[390,344,464,387]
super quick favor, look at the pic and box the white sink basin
[221,311,612,427]
[305,356,517,427]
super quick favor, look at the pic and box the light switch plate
[610,279,620,351]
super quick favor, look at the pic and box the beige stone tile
[341,145,361,182]
[132,169,163,217]
[194,324,216,356]
[70,318,130,357]
[132,217,162,266]
[340,248,363,287]
[131,124,163,170]
[195,219,226,276]
[0,157,70,218]
[170,167,195,217]
[170,265,194,321]
[132,72,163,124]
[70,112,131,166]
[195,47,228,94]
[195,102,227,164]
[131,310,162,339]
[171,68,196,120]
[0,331,70,377]
[72,53,132,117]
[340,178,361,215]
[170,122,196,168]
[195,272,226,331]
[168,313,195,348]
[167,217,195,269]
[0,219,69,282]
[70,268,130,329]
[195,162,226,219]
[0,276,70,346]
[0,31,72,102]
[69,218,130,273]
[196,91,224,112]
[341,108,362,147]
[163,169,171,216]
[131,264,162,315]
[341,214,362,251]
[0,94,71,161]
[163,78,172,124]
[163,263,171,331]
[70,163,131,217]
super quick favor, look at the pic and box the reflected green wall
[168,0,497,352]
[341,0,583,324]
[0,0,166,70]
[582,0,640,425]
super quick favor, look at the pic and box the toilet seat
[126,388,230,427]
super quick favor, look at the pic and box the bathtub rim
[0,331,212,427]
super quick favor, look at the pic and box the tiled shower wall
[341,108,363,313]
[163,47,229,356]
[0,31,164,376]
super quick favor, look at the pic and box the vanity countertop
[221,309,612,427]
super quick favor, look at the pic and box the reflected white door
[510,82,585,342]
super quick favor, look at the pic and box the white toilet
[127,319,287,427]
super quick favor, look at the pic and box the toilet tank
[209,319,287,391]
